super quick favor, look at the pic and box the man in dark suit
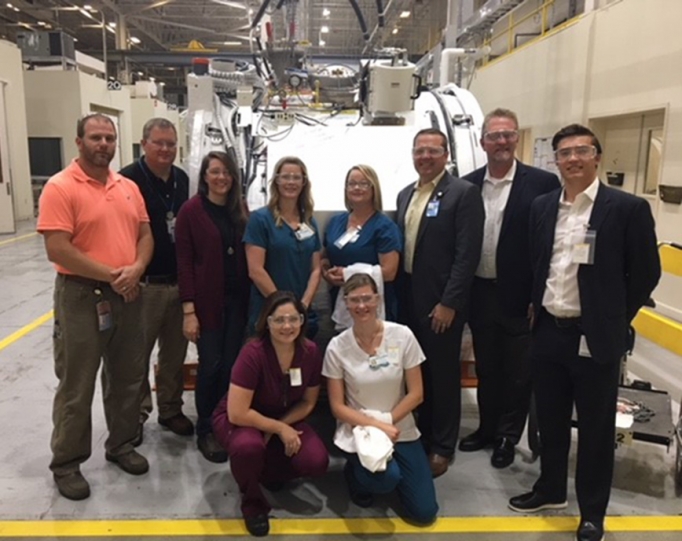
[509,124,661,541]
[460,109,560,468]
[396,128,484,478]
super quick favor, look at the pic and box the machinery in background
[184,48,487,221]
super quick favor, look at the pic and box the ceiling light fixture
[6,3,13,8]
[222,41,241,45]
[392,28,398,34]
[322,8,330,17]
[320,25,329,33]
[84,4,93,10]
[319,39,326,47]
[130,36,141,44]
[400,10,410,18]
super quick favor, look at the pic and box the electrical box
[367,61,417,114]
[17,31,76,61]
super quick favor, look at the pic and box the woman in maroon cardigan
[176,150,249,463]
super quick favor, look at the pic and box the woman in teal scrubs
[244,156,322,336]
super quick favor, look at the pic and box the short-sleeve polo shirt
[37,160,150,274]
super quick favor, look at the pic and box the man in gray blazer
[396,128,484,478]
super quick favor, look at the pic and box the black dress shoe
[491,438,515,469]
[577,520,604,541]
[508,491,568,513]
[458,430,494,452]
[244,514,270,537]
[197,433,228,463]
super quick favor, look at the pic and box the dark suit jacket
[530,183,661,364]
[464,161,560,317]
[396,172,484,320]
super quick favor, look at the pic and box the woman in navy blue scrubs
[322,165,402,322]
[244,156,322,336]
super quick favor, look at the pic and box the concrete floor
[0,220,681,540]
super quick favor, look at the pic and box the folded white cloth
[352,425,394,472]
[331,263,385,331]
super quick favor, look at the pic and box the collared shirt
[476,160,517,279]
[403,170,445,274]
[119,158,189,278]
[542,178,600,317]
[37,160,149,275]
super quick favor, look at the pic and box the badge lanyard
[140,159,177,241]
[139,158,177,220]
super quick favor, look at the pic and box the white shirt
[542,178,600,317]
[476,161,517,279]
[322,322,425,452]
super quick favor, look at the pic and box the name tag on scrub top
[426,199,440,218]
[295,223,315,241]
[289,368,302,386]
[334,226,361,249]
[572,230,597,265]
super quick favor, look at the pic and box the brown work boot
[53,471,90,501]
[159,413,194,436]
[105,450,149,475]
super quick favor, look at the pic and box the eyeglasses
[276,173,305,184]
[554,145,597,162]
[345,294,379,306]
[346,181,372,190]
[206,168,231,177]
[412,146,446,158]
[148,140,177,149]
[267,314,304,327]
[483,130,519,142]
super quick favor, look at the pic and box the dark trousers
[195,298,246,437]
[220,422,329,518]
[345,440,439,524]
[402,277,464,458]
[531,310,620,523]
[469,278,531,443]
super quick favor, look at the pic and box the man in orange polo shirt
[37,113,154,501]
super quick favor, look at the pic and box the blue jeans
[195,299,246,437]
[345,439,438,524]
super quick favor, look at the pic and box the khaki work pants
[138,283,188,422]
[49,274,147,476]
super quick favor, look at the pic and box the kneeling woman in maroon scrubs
[212,291,329,537]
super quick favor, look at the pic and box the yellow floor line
[0,310,53,353]
[0,231,37,248]
[0,516,681,537]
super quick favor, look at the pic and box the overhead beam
[99,0,168,49]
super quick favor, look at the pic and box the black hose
[348,0,369,40]
[251,0,273,30]
[375,0,384,27]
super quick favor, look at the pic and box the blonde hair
[344,164,383,212]
[267,156,314,226]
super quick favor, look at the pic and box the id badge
[295,223,315,241]
[572,230,596,265]
[426,199,440,218]
[387,346,400,365]
[166,217,176,243]
[579,335,592,358]
[96,300,113,332]
[334,227,360,249]
[289,367,302,387]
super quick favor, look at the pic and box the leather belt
[142,275,177,285]
[546,312,582,328]
[60,273,110,289]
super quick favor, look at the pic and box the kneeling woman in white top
[322,273,438,524]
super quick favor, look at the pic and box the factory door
[0,82,16,234]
